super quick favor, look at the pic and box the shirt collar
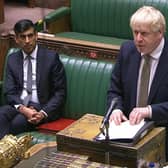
[22,45,38,59]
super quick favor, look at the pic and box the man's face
[132,23,163,54]
[15,27,38,55]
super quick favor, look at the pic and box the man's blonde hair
[130,6,166,33]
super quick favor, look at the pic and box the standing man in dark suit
[0,19,66,138]
[107,6,168,160]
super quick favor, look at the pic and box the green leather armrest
[35,7,70,32]
[44,7,70,23]
[17,131,56,145]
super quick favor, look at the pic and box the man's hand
[19,105,37,119]
[19,105,45,124]
[109,109,128,125]
[28,112,45,124]
[129,107,150,125]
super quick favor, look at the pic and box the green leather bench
[1,48,115,144]
[36,0,168,46]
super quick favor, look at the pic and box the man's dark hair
[14,19,36,35]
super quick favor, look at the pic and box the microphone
[100,97,118,138]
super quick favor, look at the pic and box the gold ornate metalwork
[0,134,32,168]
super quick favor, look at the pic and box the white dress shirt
[21,45,39,103]
[136,38,165,106]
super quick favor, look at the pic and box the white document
[98,120,145,140]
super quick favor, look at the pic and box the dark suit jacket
[4,46,66,121]
[107,38,168,125]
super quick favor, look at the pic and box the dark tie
[23,55,32,106]
[138,55,151,107]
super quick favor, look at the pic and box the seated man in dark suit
[0,19,66,138]
[107,6,168,160]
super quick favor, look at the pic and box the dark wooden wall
[0,0,4,24]
[32,0,70,9]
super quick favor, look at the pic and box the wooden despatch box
[56,114,166,168]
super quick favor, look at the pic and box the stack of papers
[95,119,153,145]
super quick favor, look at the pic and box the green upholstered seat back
[60,54,114,119]
[0,48,20,105]
[2,48,115,119]
[70,0,168,39]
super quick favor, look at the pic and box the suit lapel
[128,52,141,107]
[17,51,24,85]
[148,42,168,103]
[36,47,44,85]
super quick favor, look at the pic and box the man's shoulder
[121,40,135,47]
[37,46,60,63]
[38,45,57,56]
[120,40,137,52]
[8,49,22,61]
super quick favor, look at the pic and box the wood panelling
[34,0,70,9]
[0,0,4,24]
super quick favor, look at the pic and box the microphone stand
[104,120,110,164]
[104,120,109,140]
[100,97,118,138]
[99,97,118,165]
[100,118,109,140]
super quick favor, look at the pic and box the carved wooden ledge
[37,33,119,61]
[9,32,120,61]
[0,31,120,79]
